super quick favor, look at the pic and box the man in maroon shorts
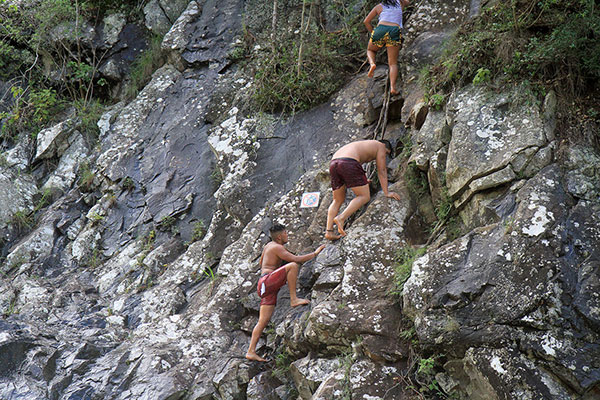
[325,139,401,240]
[246,224,326,362]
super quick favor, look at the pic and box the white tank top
[380,2,403,28]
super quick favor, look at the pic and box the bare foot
[367,64,376,78]
[245,352,268,362]
[325,231,341,241]
[390,88,399,96]
[290,298,310,307]
[333,216,347,237]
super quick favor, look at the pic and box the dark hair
[382,0,401,6]
[379,139,393,157]
[269,223,286,236]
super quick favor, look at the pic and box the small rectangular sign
[300,192,320,208]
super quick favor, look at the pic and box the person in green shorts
[364,0,410,96]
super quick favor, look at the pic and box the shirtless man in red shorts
[325,139,401,240]
[246,224,326,362]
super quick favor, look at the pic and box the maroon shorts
[257,266,288,306]
[329,158,368,190]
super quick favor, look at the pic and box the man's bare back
[325,139,401,240]
[332,140,384,163]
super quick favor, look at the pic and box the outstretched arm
[275,244,326,264]
[376,148,401,200]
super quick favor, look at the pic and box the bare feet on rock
[290,298,310,307]
[368,64,376,78]
[333,216,346,237]
[245,352,268,362]
[325,230,341,241]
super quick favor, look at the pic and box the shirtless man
[246,224,326,362]
[325,140,401,240]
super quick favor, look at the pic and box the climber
[364,0,410,96]
[246,224,326,362]
[325,140,401,240]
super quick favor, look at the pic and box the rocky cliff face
[1,0,599,399]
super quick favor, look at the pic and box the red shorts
[257,266,288,306]
[329,158,368,190]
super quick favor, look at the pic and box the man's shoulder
[264,242,284,252]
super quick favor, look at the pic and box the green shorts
[369,25,402,48]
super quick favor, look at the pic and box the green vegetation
[203,265,216,281]
[141,229,156,252]
[0,0,149,143]
[33,189,53,213]
[158,215,177,233]
[3,296,19,316]
[272,349,292,380]
[393,246,427,295]
[339,347,354,400]
[191,220,207,242]
[405,162,429,198]
[9,189,54,233]
[423,0,600,107]
[75,99,105,141]
[399,327,417,343]
[135,229,159,291]
[211,165,224,186]
[246,0,376,113]
[83,247,101,269]
[10,210,34,232]
[77,161,95,191]
[0,86,63,141]
[472,67,491,85]
[88,211,104,225]
[397,134,413,161]
[124,33,165,99]
[121,176,135,191]
[415,355,456,397]
[428,93,445,110]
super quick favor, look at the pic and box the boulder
[34,118,80,162]
[404,164,600,398]
[0,167,37,230]
[289,356,341,399]
[99,13,126,49]
[163,0,242,71]
[445,85,549,203]
[406,101,429,130]
[305,181,413,350]
[564,145,600,201]
[97,23,148,85]
[348,358,410,399]
[144,0,190,36]
[246,372,284,400]
[162,1,202,60]
[409,110,449,170]
[3,137,32,171]
[42,132,88,192]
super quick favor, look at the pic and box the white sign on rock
[300,192,320,208]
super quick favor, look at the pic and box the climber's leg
[334,184,370,236]
[367,41,381,78]
[246,304,275,362]
[284,262,309,307]
[387,44,400,95]
[326,185,346,240]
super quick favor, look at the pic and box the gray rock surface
[446,85,551,203]
[1,0,599,399]
[404,164,600,399]
[144,0,190,35]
